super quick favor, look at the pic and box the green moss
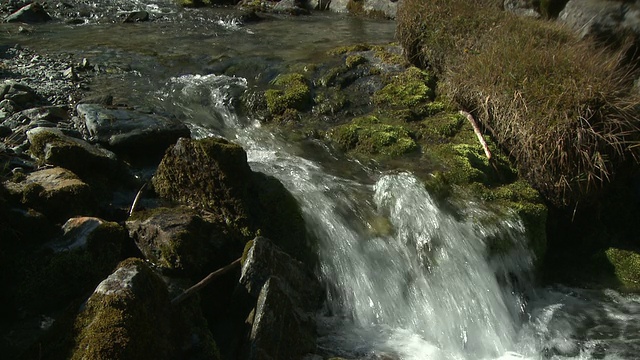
[265,73,312,116]
[241,239,255,266]
[605,248,640,290]
[371,44,407,65]
[327,44,371,56]
[330,116,417,157]
[313,87,348,115]
[345,54,367,68]
[373,67,436,118]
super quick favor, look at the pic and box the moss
[345,54,367,68]
[241,239,255,266]
[330,115,417,157]
[605,248,640,291]
[373,67,436,120]
[313,87,348,115]
[371,44,407,65]
[265,73,312,116]
[327,44,371,56]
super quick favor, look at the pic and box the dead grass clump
[397,0,640,207]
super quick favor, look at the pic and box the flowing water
[2,5,639,360]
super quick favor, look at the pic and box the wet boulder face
[75,104,190,161]
[72,258,173,360]
[126,206,241,277]
[4,3,52,23]
[153,137,310,263]
[240,237,322,360]
[3,167,95,223]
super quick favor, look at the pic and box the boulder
[325,0,398,18]
[123,10,149,23]
[3,167,94,222]
[152,137,310,263]
[71,258,174,360]
[0,81,39,110]
[27,127,120,179]
[4,3,52,23]
[559,0,640,43]
[75,103,190,159]
[248,277,317,360]
[126,206,241,277]
[240,237,322,311]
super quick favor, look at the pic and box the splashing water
[157,74,640,360]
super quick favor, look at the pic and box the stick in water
[171,258,242,305]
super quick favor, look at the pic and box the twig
[171,258,242,305]
[128,182,148,217]
[460,110,492,161]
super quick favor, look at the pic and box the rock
[75,103,190,159]
[50,216,105,251]
[503,0,541,18]
[559,0,640,43]
[3,167,94,222]
[152,137,311,263]
[26,127,120,180]
[71,258,174,360]
[126,206,240,277]
[0,80,39,109]
[123,10,149,23]
[77,94,114,105]
[248,276,317,360]
[240,236,322,311]
[274,0,312,15]
[4,3,52,23]
[326,0,398,18]
[605,247,640,291]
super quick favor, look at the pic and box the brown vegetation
[397,0,640,207]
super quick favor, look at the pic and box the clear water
[2,6,639,360]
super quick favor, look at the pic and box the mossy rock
[330,115,417,157]
[71,258,173,360]
[373,66,435,117]
[605,248,640,291]
[265,73,312,117]
[127,206,242,277]
[152,137,311,265]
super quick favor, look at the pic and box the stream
[2,4,639,360]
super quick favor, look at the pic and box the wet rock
[4,3,52,23]
[248,276,317,360]
[71,258,174,360]
[26,127,119,180]
[3,166,94,222]
[123,10,149,23]
[77,94,113,105]
[326,0,397,18]
[240,236,322,311]
[75,103,190,159]
[274,0,312,15]
[126,206,240,277]
[152,137,311,263]
[51,216,105,251]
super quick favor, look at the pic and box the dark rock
[3,167,95,222]
[240,236,322,311]
[26,127,120,180]
[126,206,241,277]
[77,94,114,105]
[274,0,312,15]
[248,276,317,360]
[75,103,190,159]
[123,10,149,23]
[5,3,52,23]
[1,80,38,109]
[0,124,10,137]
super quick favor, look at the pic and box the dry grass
[397,0,640,207]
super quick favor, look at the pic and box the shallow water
[2,5,639,360]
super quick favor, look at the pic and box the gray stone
[323,0,398,18]
[51,216,105,252]
[559,0,640,42]
[504,0,541,18]
[4,3,52,23]
[75,103,190,156]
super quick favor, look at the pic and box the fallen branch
[171,257,242,305]
[460,110,492,161]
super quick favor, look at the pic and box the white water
[158,74,640,360]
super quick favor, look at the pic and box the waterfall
[159,74,640,360]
